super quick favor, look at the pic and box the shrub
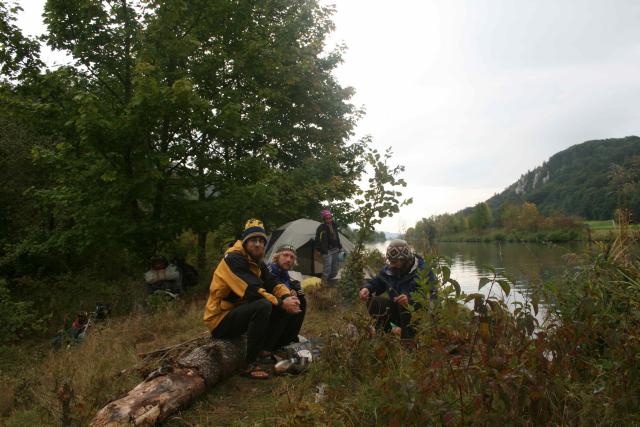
[0,279,46,343]
[276,228,640,425]
[338,250,365,300]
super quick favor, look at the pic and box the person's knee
[253,298,272,317]
[368,296,390,315]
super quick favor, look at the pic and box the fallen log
[90,336,246,427]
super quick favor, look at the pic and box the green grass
[0,286,346,426]
[584,220,617,230]
[585,220,640,241]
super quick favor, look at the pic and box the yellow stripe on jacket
[203,240,290,332]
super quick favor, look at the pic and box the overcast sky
[16,1,640,232]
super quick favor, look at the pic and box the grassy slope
[0,288,347,426]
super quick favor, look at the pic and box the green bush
[277,231,640,424]
[338,250,365,300]
[0,280,46,343]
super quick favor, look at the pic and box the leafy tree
[518,202,542,231]
[405,217,437,252]
[340,145,411,297]
[0,1,42,82]
[486,137,640,220]
[351,145,411,250]
[469,202,492,230]
[31,0,363,270]
[608,155,640,222]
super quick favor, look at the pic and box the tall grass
[1,300,206,426]
[1,223,637,425]
[274,222,640,425]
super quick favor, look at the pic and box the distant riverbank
[437,228,583,243]
[436,221,638,243]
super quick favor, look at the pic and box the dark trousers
[368,296,415,339]
[146,280,181,294]
[211,298,307,363]
[263,296,307,352]
[212,299,273,364]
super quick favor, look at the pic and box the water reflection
[365,241,584,316]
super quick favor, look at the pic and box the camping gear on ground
[265,219,355,276]
[273,338,322,375]
[51,302,112,349]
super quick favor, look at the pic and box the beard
[280,261,293,270]
[390,258,413,276]
[248,249,264,262]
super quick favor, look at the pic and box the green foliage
[469,202,492,230]
[1,0,366,276]
[277,226,640,425]
[339,145,410,297]
[4,409,47,427]
[350,144,411,245]
[0,1,43,81]
[362,248,386,273]
[407,201,586,244]
[338,251,365,300]
[145,291,179,312]
[608,155,640,221]
[408,137,640,247]
[487,136,640,221]
[339,249,386,300]
[0,279,45,343]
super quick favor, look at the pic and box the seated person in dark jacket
[144,255,182,294]
[359,239,437,340]
[266,243,306,350]
[203,219,301,379]
[172,256,199,289]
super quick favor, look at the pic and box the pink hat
[320,209,332,219]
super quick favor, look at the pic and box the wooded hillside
[485,136,640,220]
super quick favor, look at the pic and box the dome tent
[265,218,355,276]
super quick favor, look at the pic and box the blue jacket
[364,255,436,303]
[268,262,302,294]
[268,262,306,311]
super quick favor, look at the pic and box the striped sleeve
[222,253,278,305]
[259,263,291,300]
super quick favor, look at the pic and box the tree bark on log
[90,336,246,427]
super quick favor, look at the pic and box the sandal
[241,364,270,380]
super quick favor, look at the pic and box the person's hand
[359,287,370,302]
[282,296,301,314]
[393,294,409,307]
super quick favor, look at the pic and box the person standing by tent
[266,244,306,350]
[315,209,342,286]
[203,219,301,379]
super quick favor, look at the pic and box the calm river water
[366,241,585,312]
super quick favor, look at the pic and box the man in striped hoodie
[203,219,301,378]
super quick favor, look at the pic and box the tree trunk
[90,336,246,427]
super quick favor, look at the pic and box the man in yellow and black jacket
[204,219,301,377]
